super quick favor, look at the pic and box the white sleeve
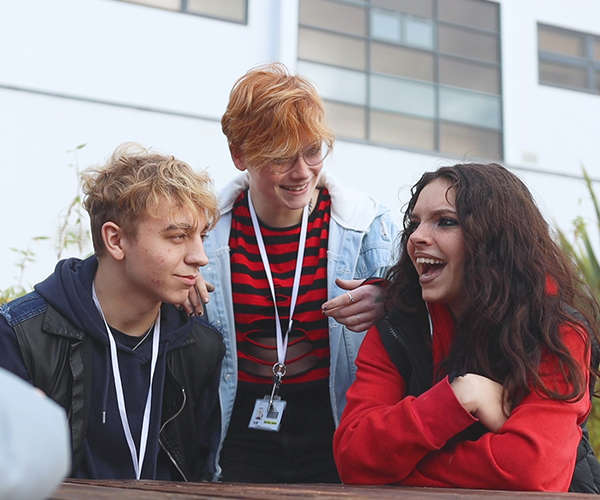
[0,368,71,500]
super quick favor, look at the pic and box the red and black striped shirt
[229,188,331,385]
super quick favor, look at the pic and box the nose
[408,222,432,246]
[288,155,312,178]
[186,233,209,268]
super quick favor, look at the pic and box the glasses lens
[270,158,294,173]
[302,141,329,166]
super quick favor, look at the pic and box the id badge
[248,396,286,432]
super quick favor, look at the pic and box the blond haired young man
[0,144,224,481]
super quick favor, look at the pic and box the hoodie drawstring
[101,345,110,424]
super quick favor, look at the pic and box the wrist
[450,374,478,414]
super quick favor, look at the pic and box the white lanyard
[247,190,309,373]
[92,283,160,480]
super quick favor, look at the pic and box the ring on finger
[346,291,356,304]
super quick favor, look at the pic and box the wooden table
[51,479,599,499]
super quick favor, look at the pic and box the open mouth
[415,257,446,282]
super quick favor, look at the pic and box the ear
[230,147,247,172]
[101,222,126,261]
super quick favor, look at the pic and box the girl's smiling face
[407,177,466,317]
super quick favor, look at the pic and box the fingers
[180,298,195,316]
[451,374,508,432]
[176,279,215,316]
[322,279,366,312]
[335,277,362,291]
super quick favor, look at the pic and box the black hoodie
[0,256,209,479]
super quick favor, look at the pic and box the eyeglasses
[269,141,331,174]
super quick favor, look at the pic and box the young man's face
[119,198,209,306]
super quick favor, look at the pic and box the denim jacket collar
[218,172,381,232]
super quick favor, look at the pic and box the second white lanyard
[247,190,309,370]
[92,283,160,480]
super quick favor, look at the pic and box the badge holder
[248,362,287,432]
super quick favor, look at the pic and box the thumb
[335,278,362,291]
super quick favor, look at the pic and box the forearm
[333,327,475,484]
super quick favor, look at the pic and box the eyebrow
[411,208,457,218]
[161,223,194,233]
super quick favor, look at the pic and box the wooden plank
[57,479,600,499]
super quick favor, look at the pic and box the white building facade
[1,0,599,288]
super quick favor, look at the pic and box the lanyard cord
[247,190,309,371]
[92,283,160,480]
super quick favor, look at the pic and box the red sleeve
[333,325,477,484]
[402,322,590,491]
[334,323,591,492]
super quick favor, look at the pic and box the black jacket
[0,257,224,481]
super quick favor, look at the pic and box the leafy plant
[0,145,90,305]
[56,143,89,260]
[555,167,600,454]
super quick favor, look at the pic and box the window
[538,24,600,95]
[118,0,247,24]
[298,0,502,160]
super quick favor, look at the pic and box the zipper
[159,387,188,482]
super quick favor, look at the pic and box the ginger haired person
[0,143,224,480]
[334,164,600,492]
[201,64,397,482]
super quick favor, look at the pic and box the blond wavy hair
[82,142,218,256]
[221,63,335,168]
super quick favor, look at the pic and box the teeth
[283,185,306,191]
[416,257,444,265]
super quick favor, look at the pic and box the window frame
[115,0,249,25]
[297,0,504,161]
[538,23,600,96]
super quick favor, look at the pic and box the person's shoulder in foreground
[334,162,600,492]
[0,142,224,481]
[0,366,70,499]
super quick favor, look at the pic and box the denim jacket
[202,173,398,477]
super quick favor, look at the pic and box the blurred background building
[1,0,599,287]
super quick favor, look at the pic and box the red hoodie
[333,302,590,491]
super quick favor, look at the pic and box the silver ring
[346,291,355,304]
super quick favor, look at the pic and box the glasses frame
[268,141,331,174]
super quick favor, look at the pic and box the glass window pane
[123,0,180,10]
[297,61,367,105]
[539,61,588,90]
[439,87,501,129]
[299,0,366,36]
[439,56,500,94]
[538,25,585,58]
[298,28,366,70]
[405,16,434,49]
[370,111,434,150]
[438,25,499,62]
[370,9,401,43]
[440,122,501,160]
[323,101,366,140]
[595,39,600,61]
[438,0,499,33]
[596,71,600,93]
[186,0,245,22]
[371,43,434,82]
[371,0,433,18]
[370,75,434,118]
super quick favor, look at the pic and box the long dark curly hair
[385,163,600,408]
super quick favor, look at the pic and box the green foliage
[0,146,90,304]
[555,167,600,454]
[0,286,26,305]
